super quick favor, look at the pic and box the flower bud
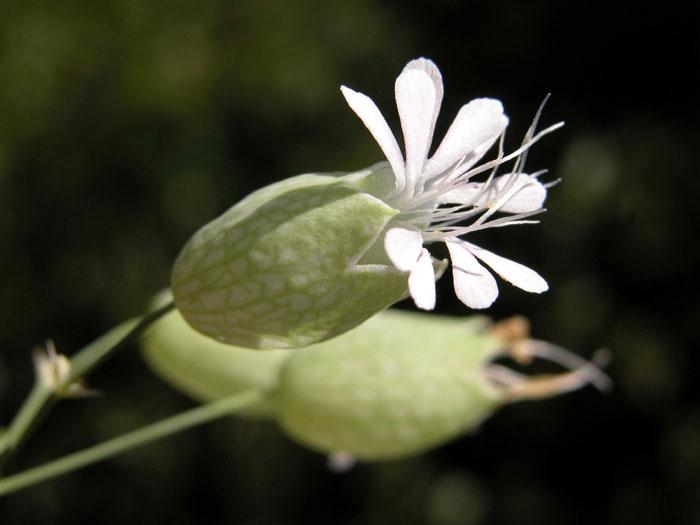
[272,311,504,460]
[142,291,292,418]
[143,292,607,460]
[171,166,445,349]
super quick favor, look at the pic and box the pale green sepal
[172,168,410,349]
[273,310,505,460]
[142,294,506,457]
[142,291,291,418]
[342,162,396,201]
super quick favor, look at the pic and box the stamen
[454,121,564,185]
[401,119,560,229]
[470,171,540,227]
[424,221,540,241]
[513,94,554,176]
[451,128,507,189]
[399,160,466,210]
[495,366,606,401]
[423,209,544,240]
[465,212,543,231]
[482,363,528,387]
[509,340,613,392]
[426,206,490,226]
[482,342,611,401]
[412,167,549,241]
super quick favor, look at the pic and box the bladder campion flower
[341,58,562,310]
[171,58,562,349]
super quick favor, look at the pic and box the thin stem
[70,302,176,381]
[0,302,176,468]
[0,385,52,467]
[0,389,264,497]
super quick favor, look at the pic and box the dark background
[0,0,698,523]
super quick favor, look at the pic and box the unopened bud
[143,293,607,460]
[32,341,97,398]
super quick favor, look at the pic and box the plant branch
[0,389,263,497]
[0,302,176,468]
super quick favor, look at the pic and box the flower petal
[494,173,547,213]
[402,58,444,145]
[395,59,443,186]
[436,182,482,205]
[437,173,547,212]
[465,242,548,293]
[384,226,424,272]
[340,85,406,192]
[408,248,437,310]
[424,98,508,179]
[446,240,498,309]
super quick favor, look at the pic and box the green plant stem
[0,389,263,497]
[0,302,176,467]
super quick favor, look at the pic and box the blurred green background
[0,0,698,523]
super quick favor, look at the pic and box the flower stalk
[0,389,263,497]
[0,302,175,469]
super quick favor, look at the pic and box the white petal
[493,173,547,213]
[437,182,482,205]
[446,240,498,309]
[402,59,444,145]
[384,227,424,272]
[465,242,548,293]
[437,173,547,211]
[462,125,506,171]
[408,249,436,310]
[340,86,406,192]
[424,98,508,179]
[395,59,443,185]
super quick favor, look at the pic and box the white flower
[341,58,563,310]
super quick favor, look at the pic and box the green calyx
[171,165,439,349]
[142,292,291,418]
[142,292,505,460]
[273,311,503,460]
